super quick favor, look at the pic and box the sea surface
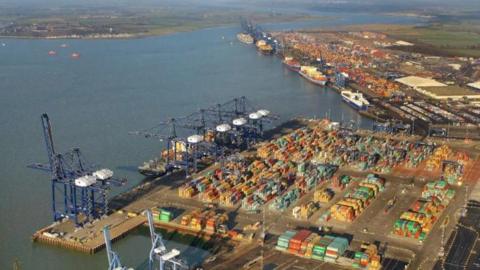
[0,12,424,269]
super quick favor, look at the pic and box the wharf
[32,213,146,254]
[29,119,308,254]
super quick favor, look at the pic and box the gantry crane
[146,210,187,270]
[131,97,277,177]
[28,114,126,226]
[103,226,133,270]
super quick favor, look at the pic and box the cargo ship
[299,66,328,86]
[282,56,301,72]
[237,33,254,44]
[256,40,273,55]
[340,90,370,111]
[138,158,167,177]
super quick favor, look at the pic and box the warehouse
[417,86,480,100]
[467,81,480,91]
[395,76,447,89]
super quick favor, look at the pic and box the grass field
[336,23,480,57]
[0,7,318,39]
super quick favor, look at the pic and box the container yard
[392,179,456,241]
[237,21,480,139]
[275,229,381,269]
[26,27,480,266]
[29,115,480,270]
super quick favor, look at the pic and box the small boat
[340,90,370,111]
[48,50,57,56]
[60,43,68,48]
[1,43,6,47]
[71,52,80,59]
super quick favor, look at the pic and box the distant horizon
[0,0,479,11]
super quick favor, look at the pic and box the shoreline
[0,16,324,41]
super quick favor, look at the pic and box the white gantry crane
[146,209,188,270]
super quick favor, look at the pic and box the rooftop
[467,81,480,90]
[395,76,446,88]
[419,85,480,100]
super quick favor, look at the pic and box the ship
[299,66,328,86]
[237,33,254,44]
[340,90,370,111]
[48,50,57,56]
[71,52,80,59]
[138,158,167,177]
[256,39,273,55]
[282,56,301,72]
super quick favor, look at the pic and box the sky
[0,0,479,11]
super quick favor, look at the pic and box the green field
[0,7,318,38]
[337,22,480,57]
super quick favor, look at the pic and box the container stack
[270,188,301,211]
[314,188,334,203]
[275,229,365,266]
[288,230,312,255]
[352,243,382,269]
[292,201,317,219]
[275,230,297,251]
[151,208,172,222]
[426,145,452,170]
[332,175,351,190]
[325,237,349,262]
[311,235,334,261]
[331,175,385,222]
[393,180,455,240]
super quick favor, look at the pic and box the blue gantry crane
[29,114,126,227]
[132,97,277,177]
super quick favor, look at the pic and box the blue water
[0,13,424,269]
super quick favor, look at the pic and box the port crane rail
[29,114,126,226]
[131,96,277,176]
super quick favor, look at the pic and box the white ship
[340,90,370,111]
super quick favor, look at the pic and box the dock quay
[32,213,146,254]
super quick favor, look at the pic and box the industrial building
[417,85,480,100]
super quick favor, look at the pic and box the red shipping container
[326,250,338,256]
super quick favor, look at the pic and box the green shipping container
[311,254,324,261]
